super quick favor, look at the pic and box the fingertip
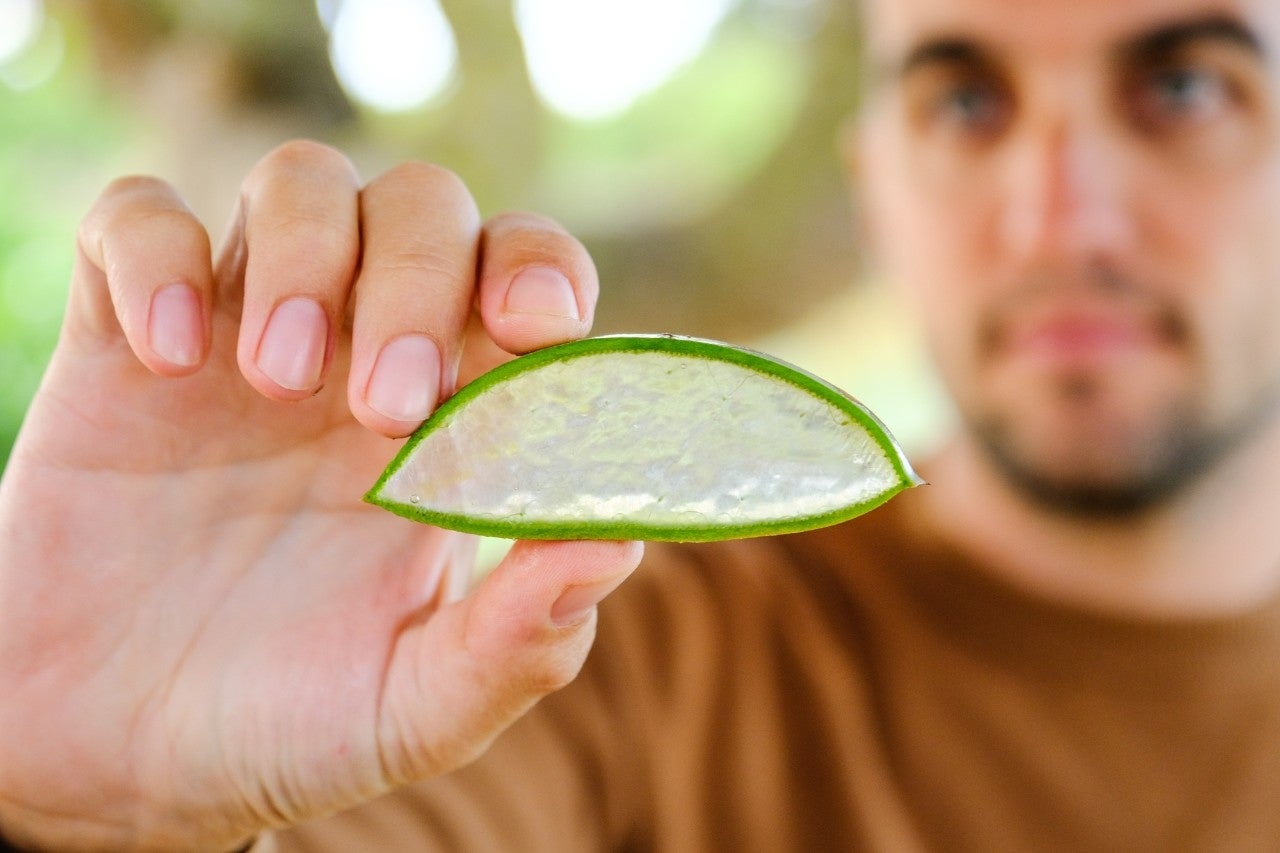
[489,539,644,625]
[506,537,645,574]
[549,541,645,627]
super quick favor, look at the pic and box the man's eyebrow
[1121,14,1265,62]
[882,38,995,84]
[875,16,1265,85]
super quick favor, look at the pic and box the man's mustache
[976,260,1188,356]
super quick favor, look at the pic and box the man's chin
[969,415,1222,520]
[977,450,1185,519]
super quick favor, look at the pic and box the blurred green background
[0,0,950,471]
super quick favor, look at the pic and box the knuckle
[371,161,479,215]
[466,616,590,698]
[81,176,182,246]
[249,139,357,189]
[488,209,569,236]
[507,230,590,271]
[486,213,596,285]
[108,206,209,256]
[266,138,352,173]
[382,160,461,191]
[253,210,358,258]
[525,644,589,694]
[369,241,471,283]
[513,620,596,695]
[99,174,174,204]
[502,219,566,250]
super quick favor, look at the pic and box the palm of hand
[3,317,476,847]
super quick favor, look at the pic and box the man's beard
[962,260,1280,520]
[969,376,1280,520]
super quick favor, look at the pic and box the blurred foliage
[0,0,945,474]
[0,10,136,469]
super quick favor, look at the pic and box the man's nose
[1000,118,1134,264]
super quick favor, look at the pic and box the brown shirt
[261,488,1280,852]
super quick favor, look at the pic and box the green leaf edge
[363,334,924,542]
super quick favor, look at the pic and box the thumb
[377,538,643,786]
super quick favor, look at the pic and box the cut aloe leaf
[365,335,922,542]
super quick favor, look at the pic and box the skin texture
[0,143,641,851]
[856,0,1280,616]
[6,0,1280,848]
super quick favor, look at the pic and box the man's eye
[933,82,1008,134]
[1133,65,1233,127]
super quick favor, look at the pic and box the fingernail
[366,335,441,422]
[257,297,328,391]
[551,574,629,627]
[504,267,580,320]
[148,283,203,367]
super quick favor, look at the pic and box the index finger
[69,176,213,376]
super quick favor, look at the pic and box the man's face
[858,0,1280,514]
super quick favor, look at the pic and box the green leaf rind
[364,334,922,542]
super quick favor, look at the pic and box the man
[3,0,1280,849]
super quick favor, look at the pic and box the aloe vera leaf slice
[365,335,922,542]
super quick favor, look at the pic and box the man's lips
[992,309,1168,366]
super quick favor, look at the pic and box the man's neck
[923,423,1280,619]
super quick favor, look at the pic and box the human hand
[0,141,642,852]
